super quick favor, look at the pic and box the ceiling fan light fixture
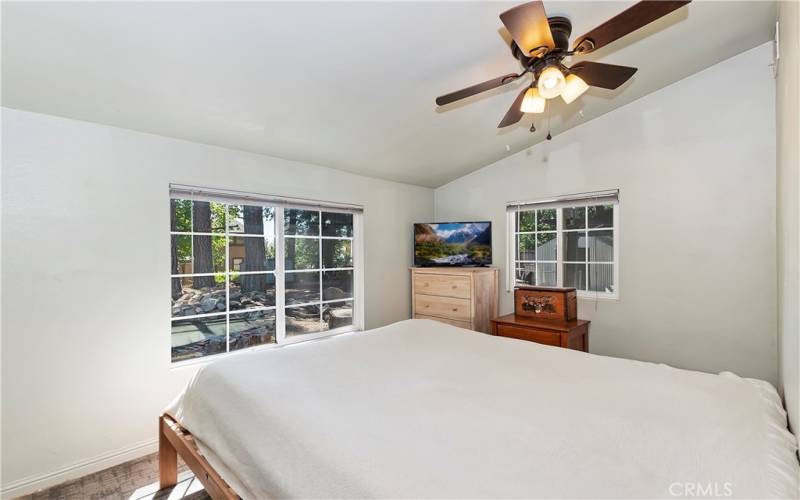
[537,65,566,99]
[561,74,589,104]
[520,87,546,113]
[435,0,691,130]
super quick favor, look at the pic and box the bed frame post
[158,413,239,499]
[159,414,178,489]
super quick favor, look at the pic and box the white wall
[0,108,433,495]
[777,0,800,434]
[435,43,778,384]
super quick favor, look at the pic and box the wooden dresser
[411,267,498,333]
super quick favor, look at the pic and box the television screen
[414,222,492,266]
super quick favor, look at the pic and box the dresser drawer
[415,294,471,321]
[414,273,471,299]
[415,314,472,330]
[495,324,561,347]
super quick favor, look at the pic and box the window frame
[170,196,364,367]
[508,202,619,300]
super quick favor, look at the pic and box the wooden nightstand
[490,314,589,352]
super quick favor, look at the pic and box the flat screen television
[414,222,492,267]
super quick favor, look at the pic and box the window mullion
[225,208,230,353]
[318,210,323,330]
[556,209,563,287]
[275,207,286,344]
[353,212,364,329]
[585,228,590,292]
[507,211,515,291]
[614,203,620,298]
[533,210,542,286]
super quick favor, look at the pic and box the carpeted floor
[15,452,211,500]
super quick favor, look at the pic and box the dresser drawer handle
[452,308,458,312]
[451,285,457,289]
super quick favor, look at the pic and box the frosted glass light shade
[537,66,566,99]
[520,88,546,113]
[561,74,589,104]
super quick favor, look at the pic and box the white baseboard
[1,439,157,499]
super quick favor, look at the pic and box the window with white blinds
[507,190,619,298]
[169,185,363,363]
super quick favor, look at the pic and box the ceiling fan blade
[499,1,555,57]
[569,61,637,89]
[436,73,521,106]
[572,1,691,54]
[497,87,529,128]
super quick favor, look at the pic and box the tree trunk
[170,200,183,300]
[286,211,296,269]
[322,238,335,269]
[193,201,215,288]
[241,206,267,292]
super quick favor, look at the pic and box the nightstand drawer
[415,294,471,321]
[495,324,560,347]
[414,273,471,299]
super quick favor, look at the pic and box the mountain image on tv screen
[414,222,492,266]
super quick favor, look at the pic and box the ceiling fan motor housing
[547,16,572,51]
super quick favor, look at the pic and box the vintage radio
[514,286,577,321]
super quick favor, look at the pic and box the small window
[508,193,619,298]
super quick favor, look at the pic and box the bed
[161,319,800,499]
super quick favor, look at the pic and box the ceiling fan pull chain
[546,105,552,141]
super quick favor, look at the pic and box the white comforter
[168,319,800,499]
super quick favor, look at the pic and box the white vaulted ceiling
[2,1,776,187]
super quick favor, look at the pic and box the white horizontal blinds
[170,184,364,214]
[506,189,619,212]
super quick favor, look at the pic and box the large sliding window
[508,190,619,298]
[170,187,362,363]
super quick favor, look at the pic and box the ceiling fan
[435,0,691,130]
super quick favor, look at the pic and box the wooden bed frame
[159,413,239,500]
